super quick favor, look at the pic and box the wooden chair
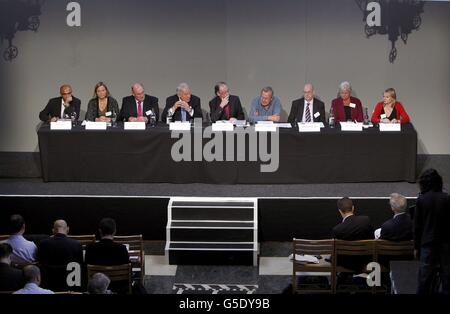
[87,264,132,294]
[292,238,335,294]
[114,235,145,283]
[67,234,96,246]
[374,240,414,293]
[333,240,376,294]
[0,235,9,241]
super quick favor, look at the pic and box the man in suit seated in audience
[37,220,83,290]
[4,214,37,265]
[375,193,413,241]
[85,218,130,294]
[332,197,374,241]
[332,197,374,279]
[14,265,54,294]
[0,243,24,292]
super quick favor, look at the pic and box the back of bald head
[53,219,68,235]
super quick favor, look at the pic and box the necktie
[181,108,187,122]
[137,101,142,117]
[305,103,311,122]
[223,104,231,120]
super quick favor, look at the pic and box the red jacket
[371,101,410,124]
[331,96,364,122]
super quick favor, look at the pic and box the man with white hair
[118,83,159,123]
[288,83,326,124]
[375,193,413,241]
[161,82,203,123]
[88,272,112,294]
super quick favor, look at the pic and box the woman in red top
[331,81,364,122]
[371,88,410,124]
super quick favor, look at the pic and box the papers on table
[340,122,363,131]
[233,120,247,127]
[169,121,191,131]
[288,254,320,264]
[255,123,277,132]
[379,123,401,132]
[50,120,71,130]
[275,123,292,129]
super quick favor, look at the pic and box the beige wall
[0,0,449,153]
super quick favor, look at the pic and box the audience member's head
[87,273,111,294]
[9,214,26,235]
[0,243,13,265]
[337,197,354,217]
[389,193,408,214]
[52,219,69,235]
[23,265,41,285]
[99,218,117,238]
[419,168,443,194]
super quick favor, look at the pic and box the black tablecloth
[37,123,417,184]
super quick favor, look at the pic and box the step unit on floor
[165,197,258,266]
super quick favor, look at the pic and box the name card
[340,122,363,131]
[85,121,107,130]
[298,123,321,132]
[255,124,277,132]
[349,103,356,109]
[124,122,146,130]
[212,122,234,132]
[169,122,191,131]
[379,123,401,132]
[50,120,72,130]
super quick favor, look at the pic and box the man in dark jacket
[0,243,24,292]
[377,193,413,241]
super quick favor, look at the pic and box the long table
[37,123,417,184]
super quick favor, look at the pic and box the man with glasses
[39,84,81,122]
[288,83,326,124]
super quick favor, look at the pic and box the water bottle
[328,108,335,128]
[166,110,173,125]
[70,111,77,127]
[111,110,117,128]
[363,107,370,126]
[149,111,156,127]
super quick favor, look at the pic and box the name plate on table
[379,123,401,132]
[50,120,71,130]
[255,124,277,132]
[124,122,146,130]
[169,122,191,131]
[85,121,107,130]
[340,122,363,131]
[298,123,321,132]
[212,122,234,132]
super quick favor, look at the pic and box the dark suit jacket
[380,213,413,241]
[332,215,374,241]
[414,191,450,250]
[0,263,24,291]
[37,233,83,265]
[332,215,374,271]
[331,96,364,122]
[118,95,159,122]
[288,97,326,124]
[161,94,203,122]
[209,95,245,122]
[85,239,129,266]
[39,96,81,122]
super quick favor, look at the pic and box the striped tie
[305,103,311,122]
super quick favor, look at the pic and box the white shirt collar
[393,212,406,218]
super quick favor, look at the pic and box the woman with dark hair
[85,82,119,122]
[414,168,450,294]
